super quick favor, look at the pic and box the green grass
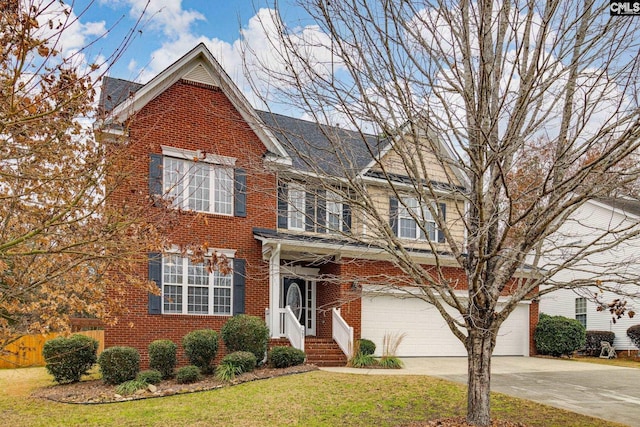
[0,367,627,427]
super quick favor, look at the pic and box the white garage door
[361,293,530,357]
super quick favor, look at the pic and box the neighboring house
[97,43,536,366]
[539,197,640,352]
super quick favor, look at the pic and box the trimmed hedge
[98,346,140,385]
[268,346,306,368]
[148,339,177,379]
[627,324,640,349]
[357,339,376,356]
[42,334,99,384]
[182,329,219,374]
[584,331,615,356]
[221,315,269,362]
[176,365,202,384]
[534,313,586,357]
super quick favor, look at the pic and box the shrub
[221,351,257,373]
[215,362,243,381]
[534,314,586,357]
[182,329,219,374]
[584,331,615,356]
[98,346,140,385]
[348,352,377,368]
[115,379,148,396]
[136,369,163,385]
[357,338,376,356]
[42,334,99,384]
[627,324,640,349]
[267,346,306,368]
[221,315,270,362]
[148,339,177,379]
[175,365,202,384]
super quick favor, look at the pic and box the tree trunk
[466,328,494,426]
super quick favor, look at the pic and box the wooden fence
[0,330,105,369]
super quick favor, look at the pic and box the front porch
[255,228,361,364]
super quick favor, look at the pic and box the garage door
[361,293,530,357]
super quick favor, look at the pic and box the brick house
[98,44,537,367]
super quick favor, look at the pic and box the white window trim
[288,184,306,231]
[326,190,343,233]
[162,154,234,216]
[575,297,587,327]
[161,249,235,316]
[398,196,438,241]
[161,145,236,166]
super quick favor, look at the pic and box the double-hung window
[398,196,437,241]
[326,190,343,232]
[288,184,306,231]
[575,297,587,328]
[162,254,233,315]
[161,147,235,215]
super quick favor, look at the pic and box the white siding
[539,199,640,351]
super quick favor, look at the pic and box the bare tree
[0,1,162,351]
[243,1,640,425]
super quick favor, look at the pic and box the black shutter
[389,197,399,235]
[149,154,163,204]
[343,203,351,233]
[317,190,326,233]
[305,191,316,231]
[148,252,162,314]
[277,182,288,229]
[437,202,447,243]
[234,168,247,217]
[232,258,246,315]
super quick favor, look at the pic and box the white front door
[282,277,316,336]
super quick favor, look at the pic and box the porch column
[268,243,281,338]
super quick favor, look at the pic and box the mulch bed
[33,364,318,404]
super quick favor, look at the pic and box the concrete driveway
[322,357,640,427]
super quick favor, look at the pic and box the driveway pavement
[321,357,640,427]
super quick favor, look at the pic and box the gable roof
[97,43,290,163]
[98,43,465,190]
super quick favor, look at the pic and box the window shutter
[305,190,316,231]
[343,203,352,233]
[148,252,162,314]
[317,190,326,233]
[234,168,247,217]
[232,258,246,315]
[389,197,399,235]
[277,182,288,229]
[149,154,163,204]
[437,202,447,243]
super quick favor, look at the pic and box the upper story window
[288,184,306,231]
[149,147,246,217]
[278,181,351,233]
[575,297,587,328]
[391,196,446,242]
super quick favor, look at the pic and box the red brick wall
[105,80,275,367]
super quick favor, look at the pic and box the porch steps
[268,337,348,367]
[304,338,348,367]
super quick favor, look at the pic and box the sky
[70,1,312,85]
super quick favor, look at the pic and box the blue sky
[70,1,313,83]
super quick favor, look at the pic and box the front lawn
[0,367,627,427]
